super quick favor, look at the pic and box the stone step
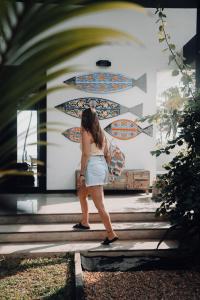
[0,239,179,257]
[0,211,166,225]
[0,222,178,243]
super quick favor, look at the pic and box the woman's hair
[81,108,104,148]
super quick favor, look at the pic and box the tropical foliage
[159,88,185,140]
[0,0,145,180]
[153,87,186,146]
[152,7,200,257]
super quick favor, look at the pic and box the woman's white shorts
[85,155,109,187]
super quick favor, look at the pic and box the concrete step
[0,211,166,225]
[0,222,178,243]
[0,239,179,257]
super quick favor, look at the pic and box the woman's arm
[104,135,111,164]
[80,129,91,175]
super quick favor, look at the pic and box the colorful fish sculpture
[62,127,81,143]
[55,97,143,119]
[62,120,153,143]
[63,72,147,93]
[104,119,153,140]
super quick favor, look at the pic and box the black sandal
[73,222,90,230]
[101,236,119,245]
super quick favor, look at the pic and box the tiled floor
[0,240,178,256]
[0,192,159,215]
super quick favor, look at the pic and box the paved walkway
[0,193,178,256]
[0,192,159,215]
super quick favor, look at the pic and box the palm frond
[6,1,146,57]
[0,0,147,180]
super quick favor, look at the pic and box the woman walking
[73,107,119,245]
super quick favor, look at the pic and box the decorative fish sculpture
[62,127,81,143]
[62,120,153,143]
[55,97,143,119]
[104,119,153,140]
[63,72,147,93]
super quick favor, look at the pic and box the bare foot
[81,221,90,227]
[107,233,118,240]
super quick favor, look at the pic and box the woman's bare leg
[78,185,90,226]
[89,186,118,240]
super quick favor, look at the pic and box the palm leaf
[0,0,146,180]
[1,1,145,110]
[5,1,146,58]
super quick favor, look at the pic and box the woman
[73,107,119,245]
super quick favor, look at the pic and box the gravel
[84,269,200,300]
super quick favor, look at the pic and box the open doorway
[17,110,38,187]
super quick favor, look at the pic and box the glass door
[17,110,38,187]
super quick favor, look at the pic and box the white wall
[47,8,196,190]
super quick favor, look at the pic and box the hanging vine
[153,7,200,257]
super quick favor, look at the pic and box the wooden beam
[196,8,200,90]
[17,0,199,8]
[183,35,196,65]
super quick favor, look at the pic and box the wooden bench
[75,169,150,194]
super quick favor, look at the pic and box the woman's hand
[78,175,85,188]
[105,153,111,165]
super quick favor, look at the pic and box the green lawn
[0,254,75,300]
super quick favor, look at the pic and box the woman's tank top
[90,142,104,156]
[80,137,105,156]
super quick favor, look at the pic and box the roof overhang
[17,0,199,8]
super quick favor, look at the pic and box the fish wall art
[63,72,147,93]
[62,120,153,143]
[104,119,153,140]
[55,97,143,119]
[62,127,81,143]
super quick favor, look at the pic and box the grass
[0,253,75,300]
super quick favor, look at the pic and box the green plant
[0,0,145,179]
[152,7,200,257]
[155,87,186,146]
[141,86,188,147]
